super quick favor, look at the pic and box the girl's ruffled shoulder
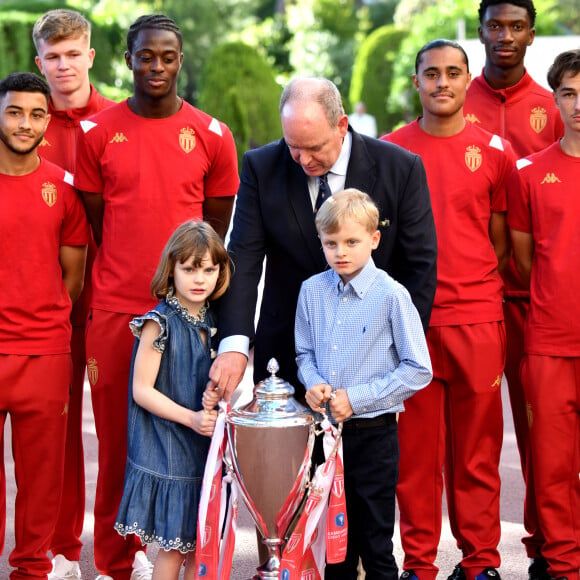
[129,309,168,353]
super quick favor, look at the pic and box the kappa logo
[541,172,562,184]
[41,182,57,207]
[109,132,128,144]
[465,113,480,124]
[465,145,482,172]
[281,569,290,580]
[530,106,548,134]
[491,375,502,388]
[39,137,50,147]
[179,126,196,153]
[87,357,98,386]
[197,563,208,577]
[335,512,345,527]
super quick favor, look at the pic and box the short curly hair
[478,0,536,27]
[126,14,182,54]
[0,72,50,104]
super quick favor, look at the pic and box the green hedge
[0,3,125,91]
[198,41,282,164]
[349,25,408,136]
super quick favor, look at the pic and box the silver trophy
[226,359,316,579]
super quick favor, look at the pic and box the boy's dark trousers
[325,413,399,580]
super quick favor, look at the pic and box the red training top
[464,70,564,299]
[39,85,115,326]
[75,100,239,314]
[0,159,90,355]
[383,120,514,326]
[507,142,580,356]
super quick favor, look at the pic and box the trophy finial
[267,358,279,376]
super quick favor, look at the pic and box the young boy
[295,188,432,579]
[507,48,580,580]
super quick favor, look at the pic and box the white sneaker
[94,577,113,580]
[130,551,153,580]
[48,555,82,580]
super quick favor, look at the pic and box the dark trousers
[325,415,399,580]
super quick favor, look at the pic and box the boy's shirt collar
[333,258,378,298]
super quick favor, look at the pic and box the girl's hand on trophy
[329,390,353,423]
[192,408,218,437]
[306,383,332,413]
[202,387,220,411]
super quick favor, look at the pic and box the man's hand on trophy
[329,389,353,423]
[305,383,332,413]
[191,408,219,437]
[207,351,248,401]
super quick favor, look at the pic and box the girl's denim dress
[115,295,216,553]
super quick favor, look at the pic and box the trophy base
[251,554,283,579]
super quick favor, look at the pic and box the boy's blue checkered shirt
[295,259,432,417]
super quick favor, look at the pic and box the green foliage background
[198,41,282,163]
[0,0,576,156]
[349,25,408,135]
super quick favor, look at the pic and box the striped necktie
[315,173,332,213]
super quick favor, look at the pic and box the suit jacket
[218,128,437,395]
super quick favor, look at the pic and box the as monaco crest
[42,182,57,207]
[530,107,547,134]
[465,145,482,172]
[179,126,196,153]
[87,358,98,386]
[285,532,301,553]
[332,474,344,498]
[305,492,322,515]
[201,525,211,548]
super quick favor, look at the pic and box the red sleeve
[61,184,90,246]
[507,164,532,233]
[490,138,516,213]
[74,123,105,194]
[203,122,239,198]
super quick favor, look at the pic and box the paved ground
[0,375,531,579]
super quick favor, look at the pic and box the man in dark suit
[209,77,437,400]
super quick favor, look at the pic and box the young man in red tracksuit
[74,14,239,580]
[33,10,114,579]
[383,39,514,580]
[508,48,580,580]
[463,4,564,576]
[0,72,89,579]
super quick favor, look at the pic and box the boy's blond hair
[315,188,379,235]
[32,9,91,50]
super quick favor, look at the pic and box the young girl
[115,220,230,579]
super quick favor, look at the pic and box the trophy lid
[227,358,314,427]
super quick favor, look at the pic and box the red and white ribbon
[279,418,346,579]
[195,401,237,580]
